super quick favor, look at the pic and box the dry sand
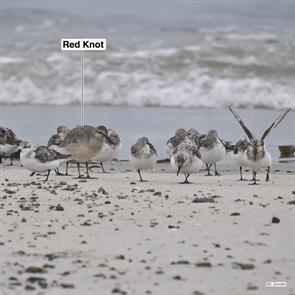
[0,160,294,295]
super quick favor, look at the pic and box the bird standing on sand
[130,137,157,182]
[61,125,113,178]
[199,129,226,176]
[0,127,22,165]
[94,127,121,173]
[231,139,249,181]
[48,126,71,175]
[166,128,188,158]
[170,140,203,183]
[20,143,71,181]
[229,106,290,185]
[48,133,71,176]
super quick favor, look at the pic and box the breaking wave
[0,21,294,109]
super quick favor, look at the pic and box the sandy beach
[0,160,294,295]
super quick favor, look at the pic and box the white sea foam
[0,57,25,64]
[0,24,294,110]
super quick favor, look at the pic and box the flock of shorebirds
[0,107,291,185]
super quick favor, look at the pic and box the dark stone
[56,204,64,211]
[192,197,214,203]
[195,262,212,267]
[230,212,240,216]
[272,217,280,223]
[232,262,255,270]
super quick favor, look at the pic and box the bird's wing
[261,109,291,143]
[228,107,254,141]
[35,146,57,163]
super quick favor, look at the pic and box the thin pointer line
[81,51,84,126]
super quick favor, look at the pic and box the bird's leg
[100,162,107,173]
[86,162,90,178]
[10,158,13,166]
[54,168,63,176]
[249,171,258,185]
[29,172,35,177]
[214,163,221,176]
[77,162,82,178]
[183,174,190,184]
[239,166,244,181]
[266,166,270,182]
[74,162,85,179]
[206,164,212,176]
[65,161,71,176]
[85,162,97,179]
[138,169,147,182]
[0,157,2,164]
[253,171,257,185]
[45,170,51,181]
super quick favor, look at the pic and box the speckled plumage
[199,130,226,176]
[171,140,203,183]
[187,128,206,147]
[130,137,157,182]
[0,127,22,164]
[95,128,121,172]
[20,144,71,181]
[166,129,187,158]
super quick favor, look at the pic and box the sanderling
[170,140,203,183]
[130,137,157,182]
[20,143,71,181]
[95,127,121,173]
[199,130,226,176]
[166,128,188,158]
[231,139,249,180]
[48,133,71,175]
[0,127,22,165]
[61,125,113,178]
[229,107,290,184]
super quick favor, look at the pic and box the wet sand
[0,161,295,295]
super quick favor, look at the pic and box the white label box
[61,38,106,51]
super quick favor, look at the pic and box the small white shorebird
[229,107,291,185]
[231,139,249,181]
[94,127,121,173]
[130,137,157,182]
[166,128,188,158]
[20,143,71,181]
[0,127,22,165]
[48,132,71,176]
[48,125,72,175]
[170,140,203,183]
[61,125,113,178]
[199,130,226,176]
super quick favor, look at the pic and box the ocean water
[0,0,295,109]
[0,105,293,161]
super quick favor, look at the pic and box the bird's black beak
[100,132,115,145]
[177,165,182,176]
[106,135,115,145]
